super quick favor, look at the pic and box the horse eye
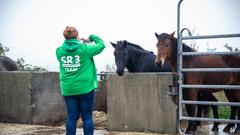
[164,43,169,47]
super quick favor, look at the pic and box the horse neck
[170,40,198,72]
[170,39,178,72]
[126,46,148,72]
[126,59,136,72]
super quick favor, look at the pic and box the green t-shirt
[56,34,105,96]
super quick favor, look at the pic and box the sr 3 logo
[61,55,80,72]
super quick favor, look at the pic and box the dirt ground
[0,111,237,135]
[0,111,167,135]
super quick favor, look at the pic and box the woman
[56,26,105,135]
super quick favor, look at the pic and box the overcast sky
[0,0,239,72]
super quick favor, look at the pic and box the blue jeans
[64,90,95,135]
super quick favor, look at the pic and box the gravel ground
[0,122,236,135]
[0,111,237,135]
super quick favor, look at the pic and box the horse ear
[155,32,159,39]
[110,42,116,48]
[170,31,175,37]
[123,40,127,47]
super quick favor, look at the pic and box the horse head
[155,32,177,68]
[111,40,129,76]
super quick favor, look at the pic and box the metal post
[177,0,184,134]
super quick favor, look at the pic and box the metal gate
[177,0,240,133]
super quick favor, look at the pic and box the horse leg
[197,93,220,132]
[234,107,240,134]
[233,88,240,134]
[232,87,240,134]
[223,106,237,133]
[201,94,220,132]
[196,104,203,126]
[208,94,220,132]
[223,90,236,133]
[196,93,204,126]
[184,89,198,134]
[185,104,198,134]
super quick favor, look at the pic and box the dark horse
[0,56,18,71]
[154,32,240,134]
[110,40,171,76]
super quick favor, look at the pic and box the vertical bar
[177,0,184,134]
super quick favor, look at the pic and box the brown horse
[154,32,240,134]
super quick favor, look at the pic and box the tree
[206,43,217,52]
[224,44,239,52]
[0,43,10,55]
[105,64,116,72]
[16,57,47,71]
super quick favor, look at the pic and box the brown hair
[63,26,78,39]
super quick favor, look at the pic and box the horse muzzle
[155,60,163,68]
[116,69,124,76]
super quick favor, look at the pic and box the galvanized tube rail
[182,100,240,106]
[182,84,240,89]
[181,68,240,72]
[181,117,240,124]
[182,33,240,40]
[182,51,240,56]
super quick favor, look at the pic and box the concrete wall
[0,72,107,124]
[0,72,65,124]
[94,80,107,112]
[107,73,178,134]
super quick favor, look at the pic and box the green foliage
[218,106,231,119]
[16,57,47,71]
[209,105,231,119]
[0,43,10,55]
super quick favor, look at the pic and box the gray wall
[107,73,178,134]
[0,72,107,124]
[0,72,65,124]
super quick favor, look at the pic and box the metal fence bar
[182,68,240,72]
[182,51,240,56]
[182,33,240,40]
[181,100,240,106]
[180,117,240,123]
[182,84,240,89]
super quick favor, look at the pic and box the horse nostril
[155,61,162,68]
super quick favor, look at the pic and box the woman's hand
[79,37,91,43]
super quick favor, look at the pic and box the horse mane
[122,40,154,55]
[117,40,145,50]
[169,35,200,67]
[182,43,197,52]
